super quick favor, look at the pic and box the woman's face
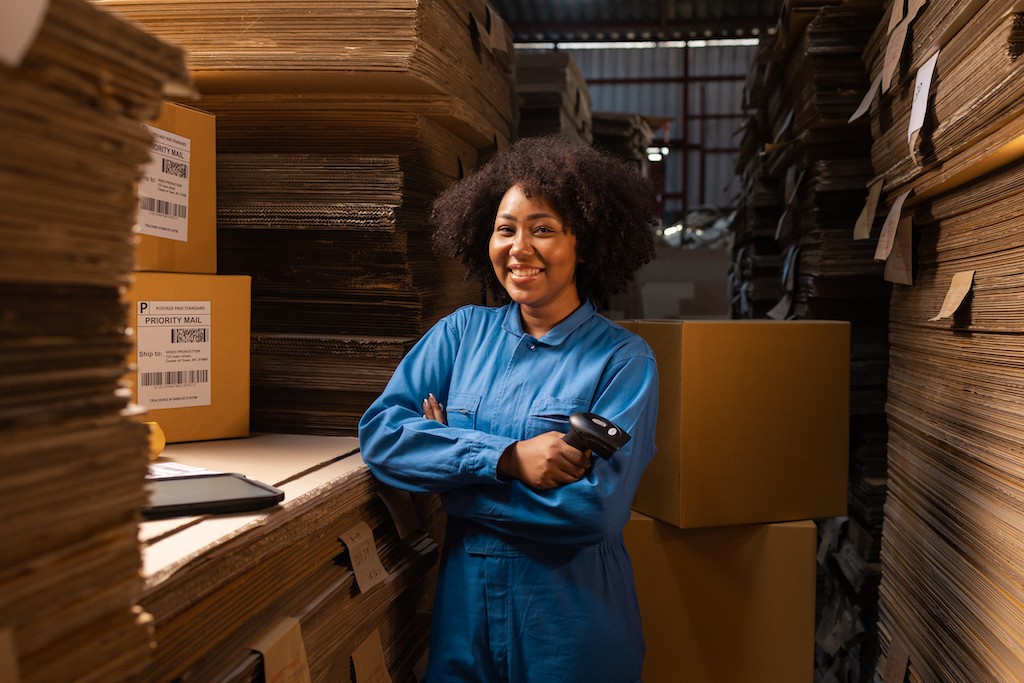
[489,184,580,322]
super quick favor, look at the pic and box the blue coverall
[359,300,659,682]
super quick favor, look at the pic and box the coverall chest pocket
[526,396,588,440]
[445,392,481,430]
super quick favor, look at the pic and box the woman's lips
[509,266,542,277]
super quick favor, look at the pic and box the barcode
[161,158,188,178]
[140,369,209,386]
[171,327,207,343]
[140,195,187,219]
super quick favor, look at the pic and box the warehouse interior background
[6,0,1024,681]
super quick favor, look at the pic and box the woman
[359,135,659,682]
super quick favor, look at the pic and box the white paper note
[908,51,940,148]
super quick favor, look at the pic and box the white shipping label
[138,125,191,242]
[136,300,211,409]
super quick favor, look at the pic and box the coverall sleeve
[358,314,516,494]
[441,349,660,546]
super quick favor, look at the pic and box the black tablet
[143,472,285,520]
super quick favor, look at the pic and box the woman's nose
[510,231,533,255]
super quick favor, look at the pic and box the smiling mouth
[509,266,542,277]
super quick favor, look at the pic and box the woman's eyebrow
[496,212,558,221]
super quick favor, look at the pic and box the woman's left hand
[422,393,447,425]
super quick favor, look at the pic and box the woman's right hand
[498,432,591,490]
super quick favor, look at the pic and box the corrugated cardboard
[624,513,816,683]
[621,319,849,528]
[135,101,217,273]
[125,272,250,443]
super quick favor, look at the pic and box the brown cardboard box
[135,101,216,273]
[621,319,849,528]
[624,512,816,683]
[125,272,250,443]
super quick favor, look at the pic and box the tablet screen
[143,473,284,519]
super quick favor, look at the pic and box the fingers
[421,393,447,424]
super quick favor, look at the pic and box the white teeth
[510,267,541,276]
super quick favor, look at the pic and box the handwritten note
[908,50,940,152]
[854,177,885,240]
[339,521,388,593]
[874,189,913,260]
[352,629,393,683]
[248,617,312,683]
[929,271,975,321]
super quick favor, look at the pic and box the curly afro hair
[430,134,657,305]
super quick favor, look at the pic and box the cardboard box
[621,319,849,528]
[125,273,250,443]
[135,101,217,273]
[624,512,816,683]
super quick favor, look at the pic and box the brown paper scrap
[854,177,885,240]
[377,486,420,540]
[883,216,914,285]
[248,617,312,683]
[352,629,393,683]
[882,18,911,92]
[887,0,905,34]
[929,271,975,321]
[907,0,928,23]
[880,639,910,682]
[0,0,49,68]
[849,72,882,123]
[875,189,913,260]
[339,521,388,593]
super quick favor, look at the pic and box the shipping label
[136,300,211,409]
[138,124,191,241]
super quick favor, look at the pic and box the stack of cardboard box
[97,0,517,437]
[0,0,191,680]
[134,436,442,683]
[856,0,1024,680]
[621,319,850,683]
[123,101,252,445]
[515,50,593,143]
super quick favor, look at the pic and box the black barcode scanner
[562,412,631,459]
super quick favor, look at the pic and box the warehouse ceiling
[490,0,783,42]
